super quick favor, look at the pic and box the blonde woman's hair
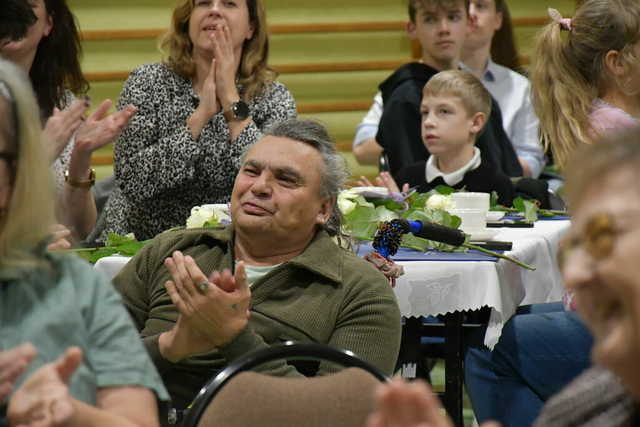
[0,59,56,270]
[423,70,492,127]
[160,0,277,101]
[530,0,640,169]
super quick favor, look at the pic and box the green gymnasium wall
[68,0,577,179]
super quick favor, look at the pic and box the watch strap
[223,100,249,122]
[65,168,96,188]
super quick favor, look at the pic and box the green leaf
[374,206,398,222]
[343,205,380,240]
[522,200,539,223]
[512,197,526,212]
[87,247,119,263]
[490,191,499,208]
[400,233,430,252]
[370,198,404,211]
[511,197,538,223]
[537,209,556,218]
[115,240,148,256]
[434,185,455,195]
[105,233,136,247]
[405,192,430,212]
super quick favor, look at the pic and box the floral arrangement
[185,204,231,229]
[64,188,560,265]
[339,186,464,252]
[69,204,231,263]
[338,185,562,270]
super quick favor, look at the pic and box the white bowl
[451,192,490,210]
[450,208,487,233]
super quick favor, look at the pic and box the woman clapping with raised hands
[100,0,297,241]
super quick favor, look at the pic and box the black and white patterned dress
[100,63,297,241]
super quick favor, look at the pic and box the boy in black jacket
[375,0,522,179]
[362,70,548,207]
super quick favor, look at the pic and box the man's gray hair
[263,119,350,237]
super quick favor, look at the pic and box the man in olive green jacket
[113,120,402,410]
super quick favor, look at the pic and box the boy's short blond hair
[423,70,492,121]
[408,0,470,23]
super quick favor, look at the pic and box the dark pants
[464,302,593,427]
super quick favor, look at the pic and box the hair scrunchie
[548,8,572,31]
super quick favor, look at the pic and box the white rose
[186,204,231,229]
[186,206,211,229]
[426,194,454,211]
[338,197,357,215]
[338,189,359,215]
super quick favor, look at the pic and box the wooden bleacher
[68,0,577,180]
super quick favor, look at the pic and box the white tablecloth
[95,220,570,349]
[392,220,570,348]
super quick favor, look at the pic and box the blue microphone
[373,219,466,257]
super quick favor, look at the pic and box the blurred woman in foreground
[0,58,166,427]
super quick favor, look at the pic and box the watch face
[233,101,250,120]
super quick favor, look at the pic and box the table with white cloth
[389,219,570,350]
[366,218,570,425]
[95,220,569,348]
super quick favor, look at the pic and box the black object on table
[487,221,534,228]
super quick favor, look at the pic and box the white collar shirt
[425,147,482,186]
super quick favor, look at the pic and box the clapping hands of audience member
[73,100,137,157]
[159,251,251,362]
[367,379,501,427]
[46,224,71,251]
[210,23,241,111]
[0,344,36,402]
[44,97,137,169]
[358,172,409,194]
[189,24,243,140]
[43,98,90,163]
[366,379,453,427]
[7,347,82,427]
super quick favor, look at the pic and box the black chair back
[180,341,389,427]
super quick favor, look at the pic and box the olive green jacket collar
[191,226,343,284]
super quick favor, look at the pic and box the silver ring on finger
[197,281,210,295]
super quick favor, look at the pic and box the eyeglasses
[558,213,632,270]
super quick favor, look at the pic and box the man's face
[562,168,640,398]
[420,92,483,156]
[408,3,469,70]
[464,0,502,51]
[230,135,332,244]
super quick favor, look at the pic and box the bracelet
[65,168,95,188]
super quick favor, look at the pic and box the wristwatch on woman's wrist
[65,168,95,188]
[223,100,249,122]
